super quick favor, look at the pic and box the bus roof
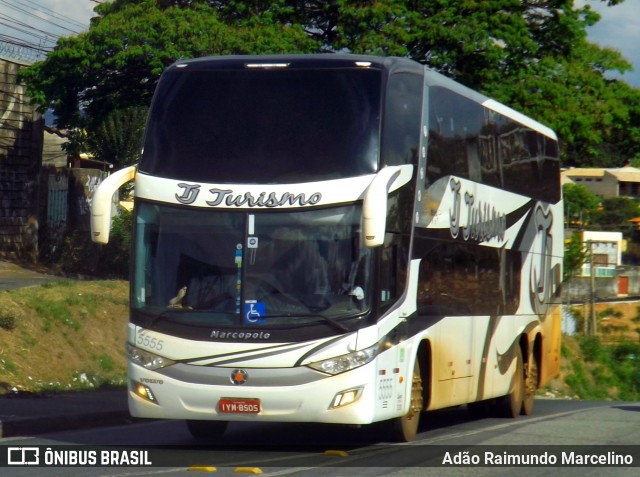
[166,54,556,141]
[168,54,422,74]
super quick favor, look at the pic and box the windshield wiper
[144,308,353,334]
[261,312,352,333]
[145,307,230,329]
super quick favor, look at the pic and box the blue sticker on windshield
[244,300,266,325]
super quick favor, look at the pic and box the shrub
[0,312,16,331]
[580,336,607,362]
[43,208,132,279]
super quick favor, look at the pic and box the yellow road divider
[234,467,263,474]
[323,450,349,457]
[187,465,217,472]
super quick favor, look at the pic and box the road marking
[323,450,349,457]
[404,407,598,446]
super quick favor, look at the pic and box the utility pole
[589,240,597,337]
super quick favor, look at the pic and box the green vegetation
[0,280,129,394]
[0,312,16,331]
[41,209,132,279]
[563,182,640,269]
[20,0,640,168]
[560,336,640,401]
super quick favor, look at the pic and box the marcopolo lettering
[210,330,271,340]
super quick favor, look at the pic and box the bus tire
[522,350,539,415]
[494,346,524,418]
[186,420,228,440]
[389,358,423,442]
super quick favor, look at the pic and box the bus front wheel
[389,358,424,442]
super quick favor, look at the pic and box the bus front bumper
[127,362,378,425]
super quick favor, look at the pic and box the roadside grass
[0,280,129,394]
[545,334,640,401]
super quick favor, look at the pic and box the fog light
[330,387,363,409]
[133,381,159,405]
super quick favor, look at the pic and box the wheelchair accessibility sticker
[244,300,265,325]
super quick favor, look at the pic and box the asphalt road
[1,399,639,476]
[0,261,64,290]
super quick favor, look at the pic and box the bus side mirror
[362,165,413,247]
[91,165,137,244]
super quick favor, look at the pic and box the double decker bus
[91,54,562,442]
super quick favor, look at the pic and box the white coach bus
[91,54,563,442]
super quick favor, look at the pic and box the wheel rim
[398,360,423,441]
[409,363,424,417]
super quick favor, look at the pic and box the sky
[0,0,638,87]
[578,0,640,87]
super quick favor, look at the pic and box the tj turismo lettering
[174,183,323,208]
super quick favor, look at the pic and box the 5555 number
[137,333,164,351]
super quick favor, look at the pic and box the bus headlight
[132,380,159,404]
[330,386,364,409]
[127,343,174,370]
[307,340,383,375]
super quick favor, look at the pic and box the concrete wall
[564,265,640,302]
[0,56,43,262]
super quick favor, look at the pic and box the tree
[487,43,640,167]
[19,0,640,167]
[20,0,318,129]
[593,197,640,237]
[564,231,589,280]
[563,183,601,228]
[86,107,148,169]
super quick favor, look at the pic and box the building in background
[580,231,623,279]
[562,166,640,198]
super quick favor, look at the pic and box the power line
[0,0,94,61]
[0,0,93,62]
[14,0,90,30]
[0,13,61,43]
[0,0,82,35]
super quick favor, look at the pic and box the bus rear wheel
[494,346,524,418]
[186,420,228,440]
[522,351,539,415]
[389,358,424,442]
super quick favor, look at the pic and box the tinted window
[381,73,422,167]
[416,239,521,316]
[140,68,382,184]
[427,86,485,184]
[426,86,560,203]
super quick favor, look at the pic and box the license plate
[218,398,261,414]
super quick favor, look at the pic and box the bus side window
[417,241,521,316]
[379,233,407,312]
[381,73,422,167]
[426,86,486,186]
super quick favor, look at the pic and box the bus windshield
[140,67,382,183]
[133,202,372,329]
